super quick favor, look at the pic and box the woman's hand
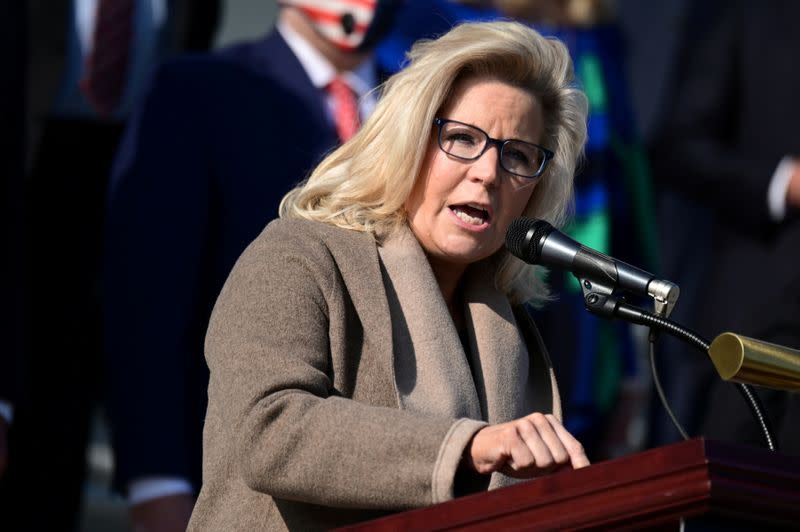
[464,413,589,478]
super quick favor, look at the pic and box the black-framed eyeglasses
[433,117,554,179]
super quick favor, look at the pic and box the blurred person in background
[623,0,721,450]
[652,0,800,454]
[103,1,400,530]
[0,1,219,530]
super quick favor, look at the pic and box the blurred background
[2,1,798,530]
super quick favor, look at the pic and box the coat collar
[377,225,534,425]
[378,226,483,420]
[313,222,398,407]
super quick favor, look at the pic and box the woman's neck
[427,256,467,330]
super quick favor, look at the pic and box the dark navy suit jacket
[652,0,800,452]
[104,30,340,492]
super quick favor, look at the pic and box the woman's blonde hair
[280,20,588,303]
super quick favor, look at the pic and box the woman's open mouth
[449,203,491,228]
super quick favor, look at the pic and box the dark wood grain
[336,438,800,531]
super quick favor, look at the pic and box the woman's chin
[435,241,498,266]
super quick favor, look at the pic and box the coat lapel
[462,262,534,425]
[320,224,397,407]
[378,226,483,420]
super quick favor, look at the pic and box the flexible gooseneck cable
[613,301,777,452]
[648,336,690,441]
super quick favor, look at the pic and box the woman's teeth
[452,207,486,225]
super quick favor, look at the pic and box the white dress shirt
[768,157,796,222]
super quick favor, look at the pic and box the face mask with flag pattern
[279,0,402,52]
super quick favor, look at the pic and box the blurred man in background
[652,0,800,454]
[0,1,219,530]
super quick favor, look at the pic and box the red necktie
[80,0,135,116]
[326,77,361,142]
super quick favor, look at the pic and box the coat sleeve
[204,222,486,510]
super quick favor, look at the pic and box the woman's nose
[469,144,501,187]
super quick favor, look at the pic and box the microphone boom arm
[579,288,779,453]
[506,217,780,452]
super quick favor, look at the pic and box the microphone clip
[578,274,679,323]
[578,276,620,319]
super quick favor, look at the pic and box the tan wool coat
[188,218,561,531]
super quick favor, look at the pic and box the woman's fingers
[514,415,557,472]
[545,414,590,469]
[504,429,537,474]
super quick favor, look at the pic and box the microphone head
[505,218,555,264]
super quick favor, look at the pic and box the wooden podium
[338,438,800,531]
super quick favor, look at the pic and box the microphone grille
[505,218,554,263]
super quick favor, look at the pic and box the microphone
[505,218,679,315]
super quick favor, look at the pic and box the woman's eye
[505,148,531,165]
[446,132,478,145]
